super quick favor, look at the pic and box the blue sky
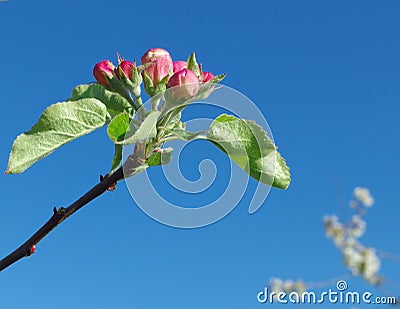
[0,1,399,308]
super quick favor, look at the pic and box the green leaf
[107,113,131,143]
[6,99,108,174]
[161,94,195,122]
[207,114,291,189]
[143,71,154,98]
[164,111,182,130]
[110,144,123,174]
[116,111,161,145]
[69,83,132,116]
[163,128,205,142]
[187,52,201,79]
[146,147,173,166]
[195,74,226,100]
[273,151,291,190]
[209,73,226,84]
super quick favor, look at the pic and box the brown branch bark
[0,153,143,272]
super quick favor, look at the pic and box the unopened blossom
[93,60,115,89]
[141,48,173,89]
[167,68,200,101]
[173,61,187,73]
[202,71,214,83]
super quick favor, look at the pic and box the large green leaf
[6,99,108,174]
[116,111,160,145]
[69,83,132,116]
[207,114,291,189]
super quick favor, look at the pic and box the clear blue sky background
[0,1,399,308]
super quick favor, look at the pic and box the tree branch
[0,153,143,272]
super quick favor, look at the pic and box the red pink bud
[116,60,135,80]
[202,71,214,83]
[167,68,200,101]
[173,61,187,73]
[93,60,115,88]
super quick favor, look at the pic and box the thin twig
[379,251,400,265]
[305,273,351,289]
[0,153,143,272]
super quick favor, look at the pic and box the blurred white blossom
[282,279,295,292]
[324,215,345,247]
[362,248,381,284]
[349,215,366,238]
[323,187,381,285]
[270,187,384,297]
[269,278,283,294]
[342,244,381,283]
[268,278,306,294]
[343,245,363,275]
[354,187,374,207]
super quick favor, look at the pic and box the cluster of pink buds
[93,48,217,103]
[93,57,142,98]
[141,48,215,100]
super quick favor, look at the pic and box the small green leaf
[110,144,123,174]
[107,113,131,143]
[6,99,108,174]
[147,147,173,166]
[207,114,291,189]
[187,52,201,78]
[164,111,182,130]
[143,71,155,98]
[210,74,226,84]
[116,111,161,145]
[195,74,226,100]
[70,83,132,116]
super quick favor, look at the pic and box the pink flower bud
[167,68,200,101]
[93,60,115,88]
[116,60,135,80]
[141,48,173,88]
[173,61,187,73]
[202,71,214,83]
